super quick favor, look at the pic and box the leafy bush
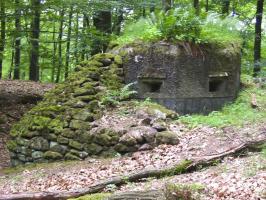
[200,12,243,45]
[152,8,201,42]
[115,18,162,45]
[115,10,242,46]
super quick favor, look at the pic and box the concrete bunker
[117,41,241,114]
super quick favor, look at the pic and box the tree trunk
[55,9,64,83]
[74,12,79,65]
[29,0,41,81]
[193,0,200,15]
[0,0,6,79]
[81,14,87,61]
[162,0,171,12]
[92,10,112,55]
[51,20,57,82]
[65,6,73,79]
[205,0,209,12]
[14,0,21,80]
[113,9,123,35]
[222,0,230,15]
[254,0,264,77]
[9,41,15,79]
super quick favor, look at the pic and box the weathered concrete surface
[114,41,241,114]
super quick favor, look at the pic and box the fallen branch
[1,138,265,200]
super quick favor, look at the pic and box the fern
[99,82,137,107]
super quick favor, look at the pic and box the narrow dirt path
[0,80,54,169]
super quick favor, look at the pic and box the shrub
[114,10,242,46]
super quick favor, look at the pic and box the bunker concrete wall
[115,42,241,114]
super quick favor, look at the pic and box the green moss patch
[68,193,111,200]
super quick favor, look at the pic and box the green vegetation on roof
[114,10,242,47]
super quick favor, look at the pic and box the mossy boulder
[30,137,49,151]
[44,151,63,160]
[155,131,180,145]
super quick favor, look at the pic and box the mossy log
[1,138,265,200]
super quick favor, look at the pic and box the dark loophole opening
[144,81,162,93]
[209,80,224,92]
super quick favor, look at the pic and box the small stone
[17,154,26,162]
[84,143,103,155]
[73,111,94,122]
[73,88,96,97]
[57,136,69,144]
[135,126,158,143]
[77,95,95,103]
[50,143,68,155]
[139,118,152,126]
[155,131,180,145]
[69,140,83,150]
[152,122,167,132]
[30,137,49,151]
[11,159,23,167]
[70,149,88,159]
[34,158,49,164]
[138,144,153,151]
[65,152,81,160]
[62,128,75,138]
[70,120,90,130]
[16,138,30,147]
[44,151,63,160]
[72,101,86,108]
[32,151,44,159]
[114,143,138,153]
[19,146,32,156]
[101,58,112,66]
[21,131,40,138]
[119,134,137,146]
[47,134,57,141]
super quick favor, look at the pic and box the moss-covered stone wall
[7,53,125,166]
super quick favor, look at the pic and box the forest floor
[0,80,265,200]
[0,120,265,199]
[0,80,54,169]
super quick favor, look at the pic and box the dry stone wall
[7,53,126,166]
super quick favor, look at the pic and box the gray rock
[50,143,68,155]
[73,111,94,122]
[69,140,84,150]
[114,143,138,153]
[152,122,167,132]
[155,131,180,145]
[32,151,44,159]
[30,137,49,151]
[61,128,75,138]
[65,152,81,160]
[138,143,153,151]
[44,151,63,160]
[11,159,23,166]
[16,138,30,147]
[84,143,103,155]
[101,58,112,66]
[70,149,88,159]
[57,136,69,144]
[139,117,152,126]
